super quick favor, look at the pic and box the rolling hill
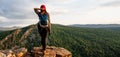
[0,24,120,57]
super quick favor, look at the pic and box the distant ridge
[69,24,120,28]
[0,26,21,31]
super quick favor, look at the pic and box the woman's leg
[37,23,49,50]
[37,23,45,49]
[37,23,41,35]
[41,28,49,50]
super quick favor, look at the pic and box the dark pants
[37,23,49,50]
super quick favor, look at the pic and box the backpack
[38,14,48,28]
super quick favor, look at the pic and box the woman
[34,5,51,51]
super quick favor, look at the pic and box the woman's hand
[34,8,40,10]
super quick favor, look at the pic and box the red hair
[40,4,46,10]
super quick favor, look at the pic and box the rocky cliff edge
[0,46,72,57]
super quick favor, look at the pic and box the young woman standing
[34,4,51,51]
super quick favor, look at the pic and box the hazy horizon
[1,23,120,27]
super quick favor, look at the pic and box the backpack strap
[38,21,48,28]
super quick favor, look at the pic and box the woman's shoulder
[46,12,49,15]
[46,12,50,16]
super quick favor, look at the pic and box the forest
[0,24,120,57]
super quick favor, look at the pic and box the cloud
[0,18,38,27]
[101,1,120,7]
[47,0,77,4]
[76,5,120,24]
[50,8,70,15]
[0,0,39,27]
[0,0,120,27]
[0,0,37,19]
[0,0,72,19]
[0,16,8,22]
[97,0,117,2]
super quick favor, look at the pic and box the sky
[0,0,120,27]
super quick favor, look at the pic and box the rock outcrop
[0,46,72,57]
[0,47,27,57]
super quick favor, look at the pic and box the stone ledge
[0,46,72,57]
[31,46,72,57]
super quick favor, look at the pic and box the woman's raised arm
[34,8,40,14]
